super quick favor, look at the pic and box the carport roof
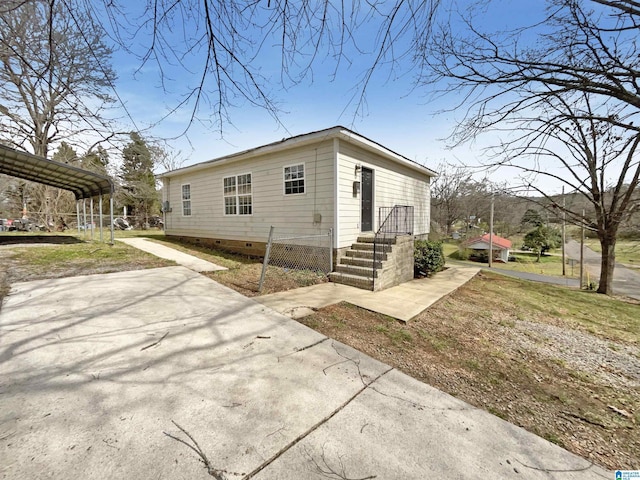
[0,144,113,199]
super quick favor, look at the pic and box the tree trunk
[597,235,616,294]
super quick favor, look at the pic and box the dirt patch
[206,264,327,297]
[298,272,639,470]
[0,242,173,307]
[0,234,83,245]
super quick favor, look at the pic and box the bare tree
[82,0,441,132]
[431,163,474,235]
[421,0,640,294]
[0,0,116,158]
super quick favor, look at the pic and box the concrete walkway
[118,237,228,272]
[0,266,610,479]
[257,266,480,322]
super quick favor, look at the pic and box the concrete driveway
[0,266,609,479]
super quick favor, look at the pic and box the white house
[160,127,436,268]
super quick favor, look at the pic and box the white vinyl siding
[284,163,305,195]
[337,142,431,249]
[162,136,431,249]
[223,173,252,215]
[163,141,335,242]
[181,184,191,216]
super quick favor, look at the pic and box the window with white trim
[284,164,305,195]
[181,184,191,216]
[223,173,252,215]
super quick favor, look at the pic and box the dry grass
[299,272,640,470]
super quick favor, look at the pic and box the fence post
[258,226,275,293]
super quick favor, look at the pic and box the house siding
[164,141,335,249]
[336,141,431,249]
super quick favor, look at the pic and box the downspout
[332,137,340,270]
[163,177,169,233]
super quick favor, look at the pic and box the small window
[223,173,252,215]
[284,164,305,195]
[181,184,191,216]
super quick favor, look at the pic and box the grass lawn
[445,239,575,277]
[121,231,328,296]
[2,230,638,469]
[490,251,578,277]
[585,238,640,266]
[299,271,640,470]
[1,239,173,282]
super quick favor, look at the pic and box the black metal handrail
[372,205,414,289]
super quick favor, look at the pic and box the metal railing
[373,205,414,289]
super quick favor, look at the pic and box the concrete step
[350,242,393,252]
[345,250,388,261]
[328,272,374,290]
[335,264,379,278]
[340,257,382,269]
[356,235,397,244]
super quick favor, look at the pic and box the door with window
[361,167,373,232]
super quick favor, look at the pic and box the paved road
[565,240,640,300]
[0,266,609,479]
[452,241,640,300]
[484,267,581,287]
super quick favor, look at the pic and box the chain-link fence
[259,227,333,292]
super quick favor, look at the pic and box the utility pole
[488,192,494,268]
[579,208,585,289]
[561,186,566,276]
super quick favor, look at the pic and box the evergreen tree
[82,146,110,175]
[119,132,158,227]
[520,209,543,230]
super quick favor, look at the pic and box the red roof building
[463,233,512,262]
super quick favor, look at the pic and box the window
[284,164,305,195]
[181,184,191,216]
[223,173,252,215]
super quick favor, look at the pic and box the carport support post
[82,200,87,240]
[90,197,94,241]
[109,195,114,244]
[99,195,104,242]
[76,200,81,234]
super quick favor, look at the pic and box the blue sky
[103,1,551,187]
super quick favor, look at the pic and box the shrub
[414,240,445,277]
[450,247,472,261]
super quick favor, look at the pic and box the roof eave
[159,126,438,179]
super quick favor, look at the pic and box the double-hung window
[284,164,305,195]
[181,184,191,216]
[223,173,252,215]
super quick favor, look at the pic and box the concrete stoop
[330,235,413,291]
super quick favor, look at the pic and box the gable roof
[160,126,437,179]
[464,233,512,250]
[0,144,114,200]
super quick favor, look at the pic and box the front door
[361,167,373,231]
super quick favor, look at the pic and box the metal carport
[0,144,115,242]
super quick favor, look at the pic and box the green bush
[449,247,472,261]
[414,240,445,277]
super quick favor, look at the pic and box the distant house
[159,127,437,263]
[464,233,512,263]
